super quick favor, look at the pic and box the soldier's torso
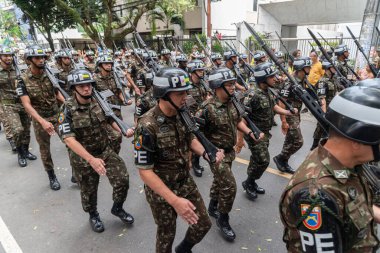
[0,66,18,103]
[138,105,191,184]
[317,76,337,106]
[132,67,146,88]
[247,88,275,133]
[201,97,240,152]
[187,82,208,113]
[94,73,122,106]
[85,62,96,73]
[57,64,73,94]
[336,60,349,78]
[22,69,58,117]
[280,147,379,252]
[135,89,156,118]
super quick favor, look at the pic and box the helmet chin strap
[194,71,204,81]
[372,145,380,162]
[74,87,93,100]
[221,83,233,99]
[163,94,181,111]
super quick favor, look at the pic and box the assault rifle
[244,21,329,133]
[195,34,216,68]
[275,31,294,62]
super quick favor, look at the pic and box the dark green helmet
[253,62,278,83]
[25,45,47,59]
[67,69,96,89]
[293,56,312,71]
[334,44,349,56]
[208,67,236,89]
[153,67,192,98]
[187,59,205,73]
[0,46,14,55]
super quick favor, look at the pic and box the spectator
[307,51,324,85]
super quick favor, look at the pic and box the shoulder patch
[301,204,322,230]
[333,170,349,179]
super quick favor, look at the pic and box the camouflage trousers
[0,104,13,139]
[2,104,31,147]
[210,153,237,214]
[32,116,58,172]
[145,176,211,253]
[106,109,123,154]
[71,147,129,213]
[245,133,270,180]
[280,115,303,160]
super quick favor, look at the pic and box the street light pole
[207,0,211,38]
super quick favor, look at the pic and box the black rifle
[45,65,70,100]
[172,37,185,54]
[308,29,353,88]
[244,21,329,134]
[317,32,361,80]
[346,26,378,76]
[308,41,316,53]
[275,31,295,62]
[93,89,131,136]
[195,34,216,68]
[238,40,255,59]
[223,41,249,90]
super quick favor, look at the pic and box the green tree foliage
[12,0,76,50]
[0,9,22,45]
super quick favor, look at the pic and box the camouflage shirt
[0,65,19,105]
[57,64,73,95]
[84,61,96,73]
[135,88,156,118]
[187,81,209,114]
[336,59,350,79]
[134,104,195,186]
[246,87,275,133]
[197,96,241,156]
[18,68,59,118]
[316,75,338,107]
[94,73,123,106]
[131,65,147,89]
[58,98,111,161]
[279,76,303,126]
[280,144,379,253]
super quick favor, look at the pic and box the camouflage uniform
[18,68,60,172]
[94,73,123,154]
[278,77,304,160]
[336,59,350,79]
[0,103,13,139]
[187,81,209,115]
[313,76,338,141]
[0,66,31,148]
[197,96,241,213]
[130,64,147,100]
[58,98,129,213]
[57,64,73,95]
[280,143,379,252]
[135,88,156,118]
[245,88,275,179]
[84,61,97,73]
[135,105,211,253]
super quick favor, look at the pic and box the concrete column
[281,25,298,53]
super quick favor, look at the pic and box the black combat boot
[310,139,319,151]
[208,199,220,218]
[192,154,202,177]
[111,202,134,225]
[47,170,61,191]
[216,213,236,241]
[71,168,77,183]
[242,179,257,200]
[7,138,16,152]
[16,147,27,167]
[273,154,288,173]
[175,238,195,253]
[252,180,265,194]
[89,211,105,233]
[284,163,296,174]
[22,145,37,160]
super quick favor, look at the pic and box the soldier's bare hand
[281,122,289,135]
[89,157,106,176]
[125,128,134,138]
[134,87,141,96]
[41,120,56,136]
[125,99,133,106]
[215,149,225,165]
[172,197,198,225]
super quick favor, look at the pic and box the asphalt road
[0,103,318,253]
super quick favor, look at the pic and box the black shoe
[192,155,202,177]
[242,180,257,200]
[8,138,16,152]
[175,239,195,253]
[89,213,105,233]
[253,181,265,194]
[47,171,61,191]
[284,164,296,174]
[22,145,37,160]
[16,147,27,167]
[71,176,77,183]
[216,213,236,241]
[111,205,134,225]
[208,199,220,218]
[273,155,288,173]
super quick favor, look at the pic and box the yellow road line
[234,157,292,179]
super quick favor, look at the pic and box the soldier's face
[344,51,350,58]
[101,63,112,72]
[168,90,187,109]
[75,83,93,98]
[303,66,311,75]
[0,55,12,65]
[62,57,71,65]
[266,75,278,87]
[231,56,237,64]
[216,59,222,65]
[222,81,235,96]
[31,56,46,68]
[195,70,204,78]
[73,55,79,61]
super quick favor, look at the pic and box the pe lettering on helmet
[171,75,189,87]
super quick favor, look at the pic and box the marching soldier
[273,57,312,174]
[196,67,261,241]
[135,67,224,253]
[134,71,155,122]
[18,45,65,190]
[280,82,380,252]
[56,49,74,95]
[210,53,223,69]
[310,61,339,150]
[84,50,96,73]
[187,59,212,177]
[334,44,351,79]
[94,54,129,154]
[242,62,297,200]
[223,51,246,92]
[175,54,188,71]
[0,46,37,167]
[59,69,135,233]
[253,50,267,66]
[159,48,173,67]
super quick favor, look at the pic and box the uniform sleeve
[282,187,344,253]
[279,83,291,99]
[16,78,28,97]
[134,125,156,170]
[316,80,327,99]
[57,105,76,140]
[249,94,261,111]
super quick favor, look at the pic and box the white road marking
[0,216,22,253]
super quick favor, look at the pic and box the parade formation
[1,1,380,252]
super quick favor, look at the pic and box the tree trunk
[45,28,55,51]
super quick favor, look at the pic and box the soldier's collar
[214,96,226,108]
[71,96,94,110]
[318,144,351,183]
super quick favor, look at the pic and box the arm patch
[134,127,156,167]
